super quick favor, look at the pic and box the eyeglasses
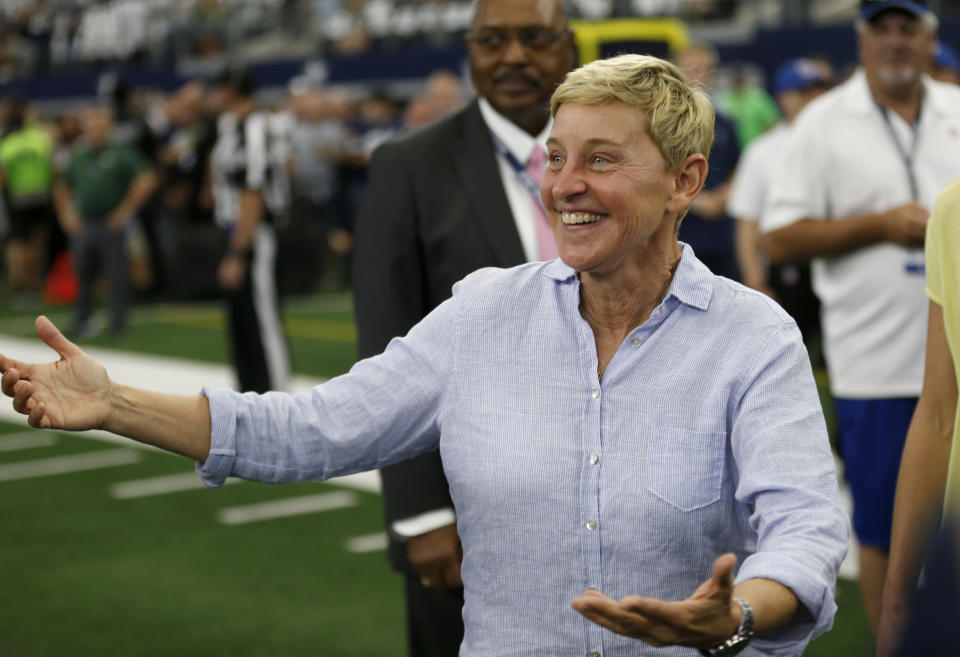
[465,27,571,53]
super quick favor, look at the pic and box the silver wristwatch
[698,596,754,657]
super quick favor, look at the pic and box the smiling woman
[543,55,713,348]
[0,53,848,657]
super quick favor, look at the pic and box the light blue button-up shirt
[199,245,848,657]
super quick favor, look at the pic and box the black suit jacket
[353,99,527,572]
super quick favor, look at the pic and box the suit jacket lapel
[450,101,527,267]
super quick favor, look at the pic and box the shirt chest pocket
[644,426,726,512]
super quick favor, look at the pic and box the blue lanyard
[489,132,546,212]
[874,97,922,201]
[874,98,926,274]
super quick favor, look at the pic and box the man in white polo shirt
[763,0,960,637]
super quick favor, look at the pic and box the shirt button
[630,337,641,346]
[586,518,598,530]
[591,388,601,399]
[589,453,599,465]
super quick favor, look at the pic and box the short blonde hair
[550,54,715,169]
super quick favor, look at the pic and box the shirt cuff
[735,550,838,647]
[391,508,457,539]
[195,386,239,488]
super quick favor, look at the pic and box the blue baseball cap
[933,42,960,73]
[773,58,832,96]
[860,0,932,21]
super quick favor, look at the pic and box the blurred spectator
[48,5,82,70]
[718,65,782,147]
[54,105,158,339]
[0,96,54,298]
[179,0,228,58]
[402,96,435,131]
[675,41,742,281]
[325,89,402,286]
[931,40,960,84]
[287,85,351,286]
[727,57,832,360]
[44,109,81,292]
[321,0,372,55]
[423,69,466,119]
[807,53,837,82]
[132,80,214,295]
[0,21,38,81]
[208,66,291,393]
[403,70,466,131]
[354,91,403,157]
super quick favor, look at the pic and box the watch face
[722,635,751,656]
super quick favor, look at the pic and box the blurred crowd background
[0,0,959,313]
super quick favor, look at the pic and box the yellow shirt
[926,178,960,514]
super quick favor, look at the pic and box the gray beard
[876,64,919,90]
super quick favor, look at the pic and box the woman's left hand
[571,553,740,649]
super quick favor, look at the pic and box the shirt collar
[478,97,552,164]
[543,241,714,311]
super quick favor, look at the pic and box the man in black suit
[352,0,576,654]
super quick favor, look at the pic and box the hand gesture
[408,522,463,592]
[571,553,740,649]
[0,316,114,431]
[881,202,928,247]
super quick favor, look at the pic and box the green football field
[0,293,872,656]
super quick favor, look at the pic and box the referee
[209,66,290,393]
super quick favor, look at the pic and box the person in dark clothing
[54,106,157,338]
[208,67,290,393]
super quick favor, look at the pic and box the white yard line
[0,449,141,482]
[0,334,326,400]
[111,472,245,499]
[326,471,381,493]
[0,432,57,452]
[111,470,379,500]
[345,532,389,553]
[217,491,357,525]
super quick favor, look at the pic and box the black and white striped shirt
[210,110,290,228]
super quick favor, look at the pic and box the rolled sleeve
[195,386,240,487]
[731,321,849,651]
[736,550,840,648]
[192,294,459,489]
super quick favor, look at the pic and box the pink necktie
[527,145,559,261]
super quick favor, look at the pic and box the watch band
[697,596,754,657]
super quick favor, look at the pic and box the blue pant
[835,397,917,548]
